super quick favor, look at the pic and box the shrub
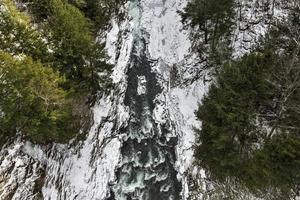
[0,51,78,144]
[196,50,300,195]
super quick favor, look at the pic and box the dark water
[109,36,181,200]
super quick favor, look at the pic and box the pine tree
[0,51,78,144]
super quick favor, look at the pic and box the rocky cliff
[0,0,298,199]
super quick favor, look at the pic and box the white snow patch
[137,76,147,95]
[170,81,209,176]
[140,0,191,65]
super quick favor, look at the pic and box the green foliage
[182,0,234,44]
[0,0,48,60]
[0,0,119,146]
[48,0,109,93]
[17,0,112,93]
[0,51,78,145]
[74,0,125,31]
[20,0,52,21]
[247,135,300,193]
[196,49,300,195]
[187,1,300,196]
[197,52,273,177]
[181,0,235,68]
[22,0,125,31]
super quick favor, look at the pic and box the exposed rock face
[0,143,45,200]
[0,0,298,200]
[231,0,291,58]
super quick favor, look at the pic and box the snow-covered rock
[0,0,298,199]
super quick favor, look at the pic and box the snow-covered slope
[0,0,198,199]
[0,0,296,199]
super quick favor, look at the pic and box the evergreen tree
[196,47,300,196]
[181,0,235,71]
[0,0,48,60]
[0,0,121,146]
[48,0,107,93]
[183,0,300,196]
[0,51,78,145]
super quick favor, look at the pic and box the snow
[137,76,147,95]
[170,82,208,174]
[0,0,298,199]
[140,0,190,64]
[105,20,120,64]
[133,0,209,198]
[39,97,121,200]
[231,0,291,58]
[0,4,133,197]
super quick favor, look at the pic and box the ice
[0,0,298,199]
[0,5,131,198]
[137,76,147,95]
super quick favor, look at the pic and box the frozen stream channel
[0,0,207,199]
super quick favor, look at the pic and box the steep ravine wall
[0,0,297,200]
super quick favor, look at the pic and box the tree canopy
[0,0,122,146]
[0,51,78,145]
[183,0,300,197]
[196,29,300,198]
[181,0,235,71]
